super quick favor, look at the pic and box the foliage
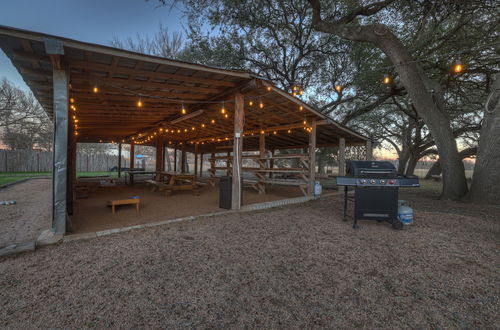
[0,79,52,150]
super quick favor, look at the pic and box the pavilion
[0,25,371,235]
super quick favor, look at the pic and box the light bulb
[93,86,98,93]
[453,63,464,73]
[137,100,143,107]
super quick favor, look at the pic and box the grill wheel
[392,219,404,230]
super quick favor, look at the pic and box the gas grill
[336,161,419,229]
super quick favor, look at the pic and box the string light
[299,105,303,111]
[137,98,143,108]
[453,62,464,73]
[211,119,215,124]
[288,129,291,134]
[70,97,75,103]
[224,113,229,118]
[249,100,253,106]
[181,103,187,114]
[201,123,205,128]
[259,98,264,109]
[267,86,272,92]
[335,85,343,92]
[383,75,391,85]
[221,102,226,114]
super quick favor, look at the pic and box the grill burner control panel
[357,178,396,186]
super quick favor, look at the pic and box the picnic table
[127,170,157,186]
[146,171,203,196]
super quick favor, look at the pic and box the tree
[0,79,52,150]
[153,0,499,201]
[468,74,500,203]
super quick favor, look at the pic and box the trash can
[219,176,243,209]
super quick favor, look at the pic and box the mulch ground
[1,187,499,329]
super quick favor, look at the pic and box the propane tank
[398,200,413,225]
[314,181,322,197]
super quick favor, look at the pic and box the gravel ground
[1,188,499,329]
[0,179,51,247]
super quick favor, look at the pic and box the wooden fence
[0,150,125,173]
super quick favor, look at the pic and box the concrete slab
[0,241,35,257]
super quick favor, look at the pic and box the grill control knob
[370,179,376,184]
[388,179,394,185]
[380,180,385,184]
[360,179,367,184]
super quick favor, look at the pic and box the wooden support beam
[199,152,204,177]
[118,143,122,178]
[366,140,373,161]
[181,144,186,173]
[173,146,177,171]
[308,119,317,197]
[130,143,135,171]
[258,132,266,194]
[194,143,199,177]
[232,92,244,210]
[338,137,346,192]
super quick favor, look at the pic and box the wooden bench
[107,198,140,214]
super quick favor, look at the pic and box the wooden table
[127,171,157,186]
[107,198,140,214]
[157,171,201,196]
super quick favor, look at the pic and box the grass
[0,171,119,186]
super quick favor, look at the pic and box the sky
[0,0,185,90]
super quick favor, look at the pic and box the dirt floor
[1,183,499,329]
[0,179,51,247]
[70,180,307,234]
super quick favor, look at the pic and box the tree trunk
[373,28,468,199]
[425,147,477,179]
[309,5,468,200]
[425,161,442,179]
[405,153,418,176]
[468,75,500,204]
[397,151,409,175]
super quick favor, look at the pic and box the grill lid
[346,161,397,178]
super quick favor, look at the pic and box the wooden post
[67,117,76,218]
[155,138,164,176]
[130,143,135,171]
[181,144,186,173]
[259,132,266,194]
[174,146,177,171]
[269,149,275,179]
[51,66,69,234]
[232,92,244,210]
[194,143,199,177]
[308,119,317,197]
[366,140,373,161]
[117,143,122,178]
[163,145,167,172]
[210,146,215,184]
[338,137,346,192]
[199,152,204,177]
